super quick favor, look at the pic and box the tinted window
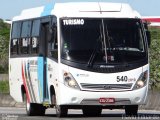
[21,21,32,38]
[31,37,39,54]
[32,19,40,36]
[12,22,21,39]
[48,23,58,59]
[20,38,30,54]
[11,39,18,54]
[61,18,146,64]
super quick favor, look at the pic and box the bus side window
[20,20,31,55]
[11,21,22,55]
[48,23,58,60]
[31,37,39,54]
[31,19,40,55]
[11,39,18,54]
[20,38,30,54]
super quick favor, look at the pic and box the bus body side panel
[9,57,44,104]
[46,58,59,104]
[9,58,23,102]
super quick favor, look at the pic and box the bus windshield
[60,18,147,67]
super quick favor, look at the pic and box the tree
[149,27,160,90]
[0,19,10,73]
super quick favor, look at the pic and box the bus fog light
[71,97,78,103]
[134,97,141,103]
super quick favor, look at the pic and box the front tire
[26,100,34,116]
[55,105,68,117]
[51,93,68,117]
[125,105,138,116]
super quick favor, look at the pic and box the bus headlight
[133,70,148,90]
[63,72,80,90]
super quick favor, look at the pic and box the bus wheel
[25,96,35,116]
[51,93,68,117]
[82,106,102,117]
[55,105,68,117]
[125,105,138,116]
[24,94,46,116]
[26,103,46,116]
[35,104,46,116]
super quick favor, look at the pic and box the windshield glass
[60,18,147,66]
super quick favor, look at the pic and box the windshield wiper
[105,22,112,52]
[102,19,108,63]
[87,21,105,68]
[87,38,100,67]
[87,19,112,67]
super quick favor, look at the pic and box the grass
[0,80,9,93]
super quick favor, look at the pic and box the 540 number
[117,76,128,82]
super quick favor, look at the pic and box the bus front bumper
[57,82,148,106]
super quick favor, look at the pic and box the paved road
[0,107,160,120]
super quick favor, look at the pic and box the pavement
[0,107,160,120]
[0,93,160,120]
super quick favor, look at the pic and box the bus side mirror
[143,21,151,47]
[146,31,151,47]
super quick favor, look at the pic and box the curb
[0,94,25,108]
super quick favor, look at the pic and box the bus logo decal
[63,19,84,25]
[76,73,89,77]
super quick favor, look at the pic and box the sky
[0,0,160,20]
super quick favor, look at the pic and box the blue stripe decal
[38,3,54,102]
[45,59,49,101]
[38,57,44,102]
[41,3,54,17]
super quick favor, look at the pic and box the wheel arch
[21,84,26,102]
[50,85,56,105]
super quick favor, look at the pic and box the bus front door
[38,22,50,103]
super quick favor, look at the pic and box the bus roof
[13,2,141,21]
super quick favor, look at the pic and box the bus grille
[80,83,133,91]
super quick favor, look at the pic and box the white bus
[9,2,150,117]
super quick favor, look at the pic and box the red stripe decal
[142,18,160,23]
[22,62,30,103]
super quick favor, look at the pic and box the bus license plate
[99,98,115,104]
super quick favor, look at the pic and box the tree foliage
[0,19,10,73]
[149,27,160,89]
